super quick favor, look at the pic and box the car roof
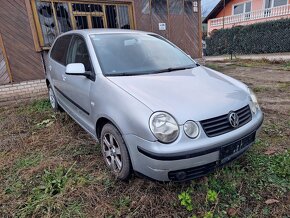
[61,29,152,37]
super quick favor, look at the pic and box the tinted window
[50,35,72,65]
[67,36,92,71]
[90,34,196,76]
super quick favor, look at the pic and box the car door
[64,35,95,133]
[49,34,72,105]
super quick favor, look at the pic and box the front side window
[50,35,72,65]
[66,36,92,71]
[233,2,251,15]
[90,34,196,76]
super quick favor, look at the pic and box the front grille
[200,105,252,137]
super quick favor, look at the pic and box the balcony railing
[211,4,290,27]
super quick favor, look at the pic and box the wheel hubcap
[102,133,122,172]
[49,88,56,109]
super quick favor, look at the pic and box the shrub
[206,18,290,55]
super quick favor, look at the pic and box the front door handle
[49,65,52,71]
[62,75,67,81]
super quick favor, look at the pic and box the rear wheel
[100,123,131,180]
[48,85,60,112]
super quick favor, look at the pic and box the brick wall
[0,79,47,106]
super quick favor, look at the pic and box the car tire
[100,123,131,180]
[48,84,61,112]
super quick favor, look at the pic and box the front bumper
[124,110,264,181]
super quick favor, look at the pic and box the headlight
[248,88,260,114]
[184,121,200,138]
[149,112,179,143]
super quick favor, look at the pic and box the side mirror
[65,63,86,75]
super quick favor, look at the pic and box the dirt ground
[0,59,289,217]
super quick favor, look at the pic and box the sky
[201,0,220,17]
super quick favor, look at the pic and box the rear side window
[50,35,72,65]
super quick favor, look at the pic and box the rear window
[50,35,72,65]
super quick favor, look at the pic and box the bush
[206,18,290,56]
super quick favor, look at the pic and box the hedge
[205,18,290,56]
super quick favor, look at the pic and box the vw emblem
[229,112,239,128]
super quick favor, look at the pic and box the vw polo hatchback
[46,29,263,181]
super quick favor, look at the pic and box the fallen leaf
[265,199,279,204]
[264,149,276,155]
[227,208,237,217]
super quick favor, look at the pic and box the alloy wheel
[49,88,56,109]
[102,133,122,172]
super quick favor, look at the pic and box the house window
[265,0,288,8]
[141,0,150,15]
[35,1,57,46]
[152,0,167,15]
[169,0,183,15]
[233,2,251,15]
[33,0,134,48]
[184,0,194,15]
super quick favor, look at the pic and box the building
[0,0,202,86]
[203,0,290,34]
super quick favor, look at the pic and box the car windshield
[90,33,197,76]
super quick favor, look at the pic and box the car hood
[108,66,250,124]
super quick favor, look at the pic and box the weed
[178,189,193,211]
[103,178,115,190]
[277,81,290,91]
[29,99,51,112]
[204,63,224,71]
[14,154,43,170]
[60,202,84,218]
[268,150,290,179]
[206,190,218,203]
[253,86,270,93]
[18,163,75,217]
[283,61,290,70]
[203,211,214,218]
[29,99,51,113]
[115,196,131,209]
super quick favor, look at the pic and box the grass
[0,62,290,217]
[206,58,290,71]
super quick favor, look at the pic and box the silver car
[46,29,263,181]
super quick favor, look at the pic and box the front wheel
[100,123,132,180]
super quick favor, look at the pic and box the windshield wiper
[106,72,142,77]
[149,65,196,75]
[105,65,196,77]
